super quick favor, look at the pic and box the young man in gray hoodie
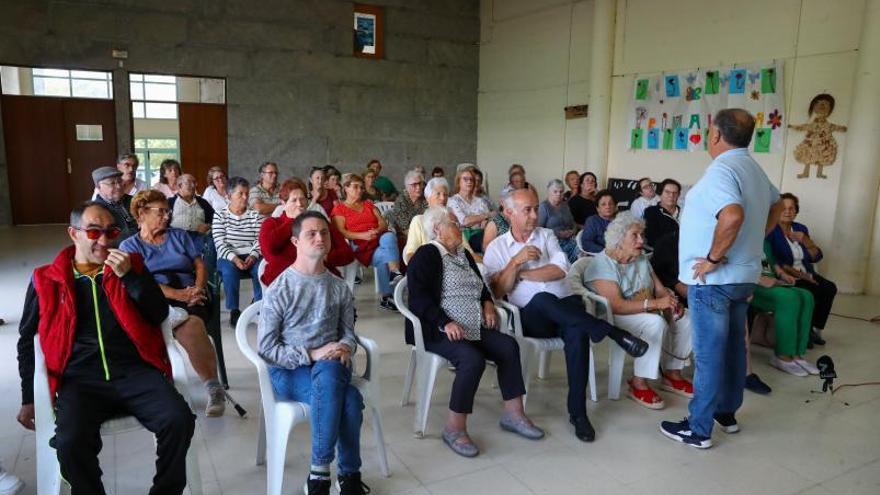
[257,211,369,495]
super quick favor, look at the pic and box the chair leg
[588,346,598,403]
[36,435,62,495]
[608,343,626,400]
[256,408,267,466]
[265,418,293,495]
[401,348,416,407]
[537,351,551,379]
[520,344,536,410]
[370,404,391,477]
[373,267,380,294]
[414,357,441,438]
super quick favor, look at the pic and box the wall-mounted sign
[564,105,588,119]
[75,124,103,141]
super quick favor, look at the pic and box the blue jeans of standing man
[369,232,400,297]
[217,255,262,310]
[687,283,755,437]
[268,360,364,474]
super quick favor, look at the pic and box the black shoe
[304,478,331,495]
[744,373,772,395]
[378,297,398,312]
[337,472,371,495]
[354,276,363,285]
[610,328,648,358]
[810,330,826,346]
[230,309,241,327]
[713,413,740,434]
[569,416,595,442]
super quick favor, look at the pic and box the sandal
[661,374,694,398]
[441,429,479,457]
[628,379,665,410]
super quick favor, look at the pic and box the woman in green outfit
[751,242,819,377]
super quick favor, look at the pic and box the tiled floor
[1,225,879,494]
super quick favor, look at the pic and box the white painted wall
[479,0,868,287]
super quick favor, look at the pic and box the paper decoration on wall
[789,94,847,179]
[627,61,785,153]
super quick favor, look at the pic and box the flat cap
[92,166,122,185]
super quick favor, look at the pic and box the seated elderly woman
[481,191,512,252]
[120,190,226,416]
[202,166,230,212]
[407,206,543,457]
[766,193,837,347]
[169,173,215,249]
[582,213,693,409]
[753,241,819,377]
[154,158,182,198]
[332,173,402,311]
[403,177,477,263]
[578,189,618,254]
[362,167,383,202]
[388,169,428,246]
[260,178,354,286]
[448,167,494,253]
[213,176,264,326]
[539,179,579,263]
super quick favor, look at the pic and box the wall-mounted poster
[627,61,785,153]
[354,4,384,59]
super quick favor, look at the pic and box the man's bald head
[505,188,539,238]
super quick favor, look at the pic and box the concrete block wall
[0,0,480,224]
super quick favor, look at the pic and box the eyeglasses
[461,177,475,182]
[100,178,123,187]
[145,206,171,216]
[74,226,122,240]
[406,181,425,188]
[212,175,226,182]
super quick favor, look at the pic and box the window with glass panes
[32,68,113,99]
[135,138,179,187]
[130,74,178,119]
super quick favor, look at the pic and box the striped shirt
[212,206,263,261]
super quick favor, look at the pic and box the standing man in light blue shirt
[660,109,783,449]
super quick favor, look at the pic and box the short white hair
[546,179,564,192]
[404,169,424,186]
[424,177,449,199]
[604,212,644,248]
[422,206,452,241]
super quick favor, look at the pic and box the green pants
[751,286,815,357]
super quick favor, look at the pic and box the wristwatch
[706,252,721,264]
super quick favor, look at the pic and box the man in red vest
[16,201,195,495]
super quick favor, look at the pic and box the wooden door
[179,103,228,190]
[2,95,69,224]
[62,98,118,203]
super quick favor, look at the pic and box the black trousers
[520,293,615,419]
[795,273,837,330]
[424,328,526,414]
[54,367,196,495]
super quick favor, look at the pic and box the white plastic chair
[575,230,600,257]
[566,256,627,399]
[374,201,395,219]
[257,258,268,291]
[394,278,509,437]
[34,307,203,495]
[234,301,389,495]
[494,300,598,407]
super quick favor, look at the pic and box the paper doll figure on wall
[789,93,847,179]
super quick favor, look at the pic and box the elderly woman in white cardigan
[580,213,693,410]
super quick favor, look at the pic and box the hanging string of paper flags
[627,61,785,153]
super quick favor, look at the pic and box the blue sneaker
[659,418,712,449]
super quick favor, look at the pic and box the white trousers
[613,312,693,379]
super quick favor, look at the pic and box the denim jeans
[369,232,400,297]
[217,255,262,310]
[687,283,755,437]
[268,360,364,474]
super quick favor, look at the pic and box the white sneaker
[794,358,820,375]
[0,471,24,495]
[770,356,808,377]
